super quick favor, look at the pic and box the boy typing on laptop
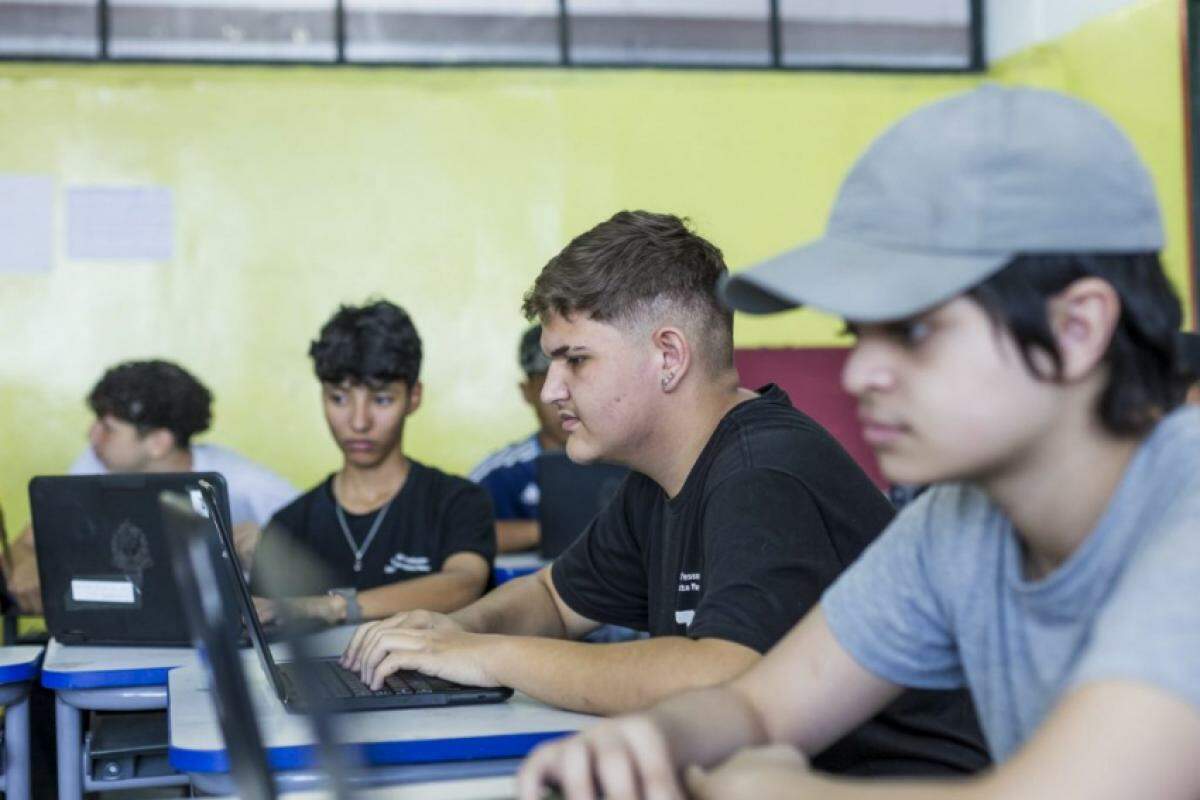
[343,212,986,777]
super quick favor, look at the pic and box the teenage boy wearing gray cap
[518,84,1200,800]
[468,325,568,552]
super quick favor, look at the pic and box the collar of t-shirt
[666,383,789,510]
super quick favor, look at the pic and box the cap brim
[720,235,1011,322]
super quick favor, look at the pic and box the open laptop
[536,453,629,559]
[177,480,513,713]
[29,472,232,646]
[165,491,521,800]
[162,489,278,800]
[164,490,526,800]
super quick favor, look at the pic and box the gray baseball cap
[719,84,1164,322]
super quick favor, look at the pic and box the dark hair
[87,360,212,447]
[522,210,734,372]
[968,253,1186,436]
[309,299,422,387]
[518,324,550,376]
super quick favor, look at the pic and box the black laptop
[28,472,232,646]
[173,480,513,713]
[160,490,278,800]
[536,453,629,558]
[165,490,519,800]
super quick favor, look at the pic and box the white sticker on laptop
[70,579,136,604]
[189,488,210,518]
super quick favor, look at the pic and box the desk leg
[3,691,29,800]
[55,695,82,800]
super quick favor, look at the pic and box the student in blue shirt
[469,325,567,552]
[518,86,1200,800]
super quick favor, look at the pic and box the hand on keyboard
[346,624,505,691]
[342,609,465,671]
[299,660,467,700]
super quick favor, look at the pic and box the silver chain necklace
[335,495,396,573]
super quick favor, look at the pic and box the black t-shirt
[251,460,495,596]
[551,384,988,776]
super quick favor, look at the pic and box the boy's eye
[888,319,932,346]
[566,356,586,367]
[374,394,395,406]
[904,320,932,344]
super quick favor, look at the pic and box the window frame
[0,0,986,72]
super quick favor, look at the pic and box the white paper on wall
[67,185,174,261]
[0,175,55,274]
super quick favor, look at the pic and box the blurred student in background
[5,359,295,614]
[470,324,568,553]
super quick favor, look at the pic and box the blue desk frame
[41,639,195,800]
[0,646,44,800]
[168,630,594,794]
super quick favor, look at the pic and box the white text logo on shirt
[383,552,432,575]
[678,571,701,592]
[676,571,701,629]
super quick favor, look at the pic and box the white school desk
[172,776,518,799]
[41,639,194,799]
[492,553,546,586]
[0,646,44,800]
[168,627,596,794]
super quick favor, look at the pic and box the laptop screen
[29,472,232,646]
[160,490,276,800]
[195,480,288,701]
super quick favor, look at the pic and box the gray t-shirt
[823,406,1200,761]
[69,443,297,528]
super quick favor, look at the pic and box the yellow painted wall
[0,0,1188,531]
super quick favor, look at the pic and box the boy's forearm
[357,569,485,619]
[487,635,759,716]
[651,682,772,768]
[495,520,540,553]
[451,571,569,637]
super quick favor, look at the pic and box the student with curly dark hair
[249,300,495,625]
[5,359,296,614]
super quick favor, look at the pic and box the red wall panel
[734,347,885,488]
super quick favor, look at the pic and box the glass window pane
[568,0,769,66]
[0,0,99,58]
[346,0,559,64]
[108,0,336,61]
[780,0,972,69]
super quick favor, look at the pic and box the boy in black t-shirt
[250,300,494,624]
[341,213,986,776]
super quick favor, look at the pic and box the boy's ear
[405,381,423,415]
[144,427,177,459]
[652,326,691,392]
[1049,277,1121,382]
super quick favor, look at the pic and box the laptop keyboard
[281,659,468,700]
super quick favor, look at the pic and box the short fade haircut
[522,211,734,374]
[87,360,212,447]
[968,252,1187,436]
[309,299,422,388]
